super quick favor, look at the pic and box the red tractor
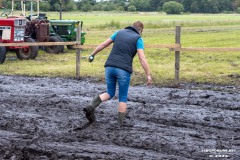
[0,17,38,64]
[0,0,64,63]
[18,0,64,54]
[24,13,64,54]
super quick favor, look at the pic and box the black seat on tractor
[38,13,47,20]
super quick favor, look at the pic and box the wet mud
[0,75,239,160]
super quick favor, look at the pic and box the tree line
[2,0,240,14]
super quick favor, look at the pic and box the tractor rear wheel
[16,38,38,60]
[55,36,64,53]
[46,36,64,54]
[0,46,7,64]
[67,45,74,50]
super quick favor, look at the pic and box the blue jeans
[105,67,131,103]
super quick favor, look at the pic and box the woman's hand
[146,75,153,86]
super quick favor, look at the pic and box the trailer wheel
[16,38,39,60]
[0,46,7,64]
[46,36,64,54]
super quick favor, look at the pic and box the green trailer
[49,20,86,49]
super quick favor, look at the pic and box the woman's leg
[104,67,117,100]
[116,68,131,125]
[99,93,110,101]
[84,67,117,122]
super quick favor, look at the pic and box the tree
[234,0,240,7]
[204,0,220,13]
[3,0,233,13]
[114,0,126,6]
[190,0,205,13]
[129,0,151,11]
[233,0,240,11]
[128,5,137,12]
[65,0,77,11]
[93,3,104,11]
[182,0,193,12]
[77,0,96,12]
[77,0,93,11]
[218,0,234,12]
[39,2,51,12]
[149,0,163,11]
[103,2,116,11]
[162,1,184,14]
[81,3,93,12]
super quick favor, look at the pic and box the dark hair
[133,21,144,33]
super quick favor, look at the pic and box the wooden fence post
[76,24,81,78]
[174,26,181,87]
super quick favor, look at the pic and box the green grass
[46,12,240,29]
[0,12,240,86]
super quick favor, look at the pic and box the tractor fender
[49,33,58,37]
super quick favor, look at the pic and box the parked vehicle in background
[0,16,38,64]
[1,0,64,54]
[49,20,86,49]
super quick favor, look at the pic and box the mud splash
[0,75,239,159]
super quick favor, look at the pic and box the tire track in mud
[0,75,239,159]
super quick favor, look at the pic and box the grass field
[47,12,240,29]
[1,12,240,86]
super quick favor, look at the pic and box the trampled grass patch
[0,12,240,86]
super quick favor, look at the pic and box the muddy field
[0,75,239,160]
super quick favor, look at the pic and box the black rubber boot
[83,95,102,122]
[118,112,126,125]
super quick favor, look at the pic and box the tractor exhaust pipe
[59,1,62,20]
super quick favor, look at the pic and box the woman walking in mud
[83,21,153,125]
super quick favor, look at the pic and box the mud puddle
[0,75,239,160]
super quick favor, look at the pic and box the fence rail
[0,42,180,49]
[173,47,240,52]
[3,41,240,52]
[1,26,239,86]
[0,42,76,47]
